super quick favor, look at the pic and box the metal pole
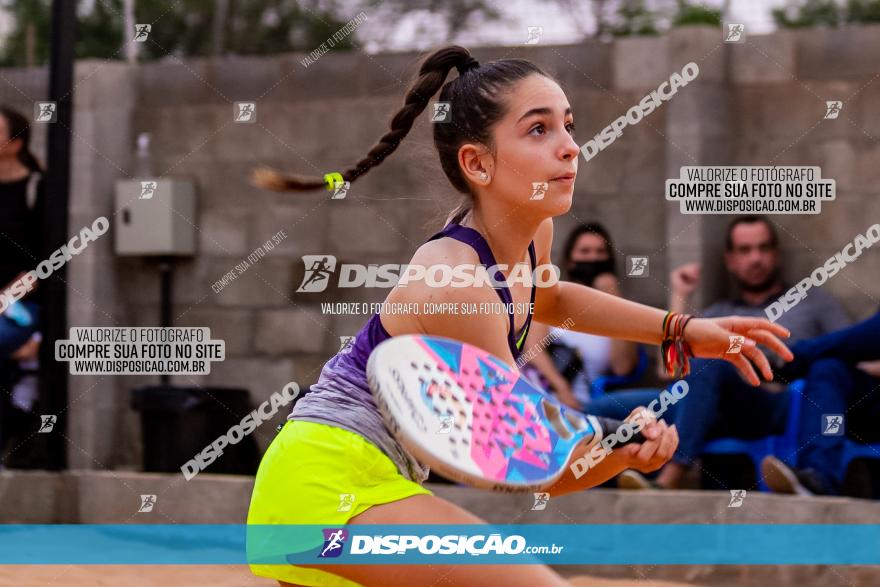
[38,0,77,470]
[212,0,229,56]
[158,257,173,386]
[124,0,136,63]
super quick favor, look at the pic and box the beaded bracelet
[661,311,695,377]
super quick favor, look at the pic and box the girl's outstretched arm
[536,279,668,345]
[532,219,793,386]
[532,218,667,345]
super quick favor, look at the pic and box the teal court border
[2,524,879,565]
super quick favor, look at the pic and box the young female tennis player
[247,45,793,587]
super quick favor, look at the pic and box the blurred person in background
[523,222,640,409]
[761,307,880,497]
[0,105,45,458]
[621,216,851,490]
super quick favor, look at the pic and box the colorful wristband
[661,312,694,377]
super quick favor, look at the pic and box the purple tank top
[288,220,537,483]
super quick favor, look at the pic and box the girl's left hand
[683,317,794,386]
[617,407,678,473]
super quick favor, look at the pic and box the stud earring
[479,171,489,182]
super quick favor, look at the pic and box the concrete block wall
[4,25,877,470]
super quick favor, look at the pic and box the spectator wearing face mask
[523,223,640,410]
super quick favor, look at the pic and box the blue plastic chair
[589,345,650,398]
[701,379,805,491]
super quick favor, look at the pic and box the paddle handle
[589,415,649,446]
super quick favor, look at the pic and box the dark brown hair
[562,222,616,269]
[0,105,43,173]
[252,45,552,220]
[725,215,778,251]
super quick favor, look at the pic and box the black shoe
[761,455,836,496]
[843,459,875,499]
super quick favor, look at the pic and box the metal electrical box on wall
[114,179,197,256]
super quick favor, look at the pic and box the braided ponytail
[253,45,551,212]
[252,45,476,192]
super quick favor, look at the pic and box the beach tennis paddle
[367,334,647,492]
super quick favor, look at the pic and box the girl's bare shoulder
[386,238,484,305]
[380,238,506,338]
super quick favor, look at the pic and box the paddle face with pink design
[367,334,642,492]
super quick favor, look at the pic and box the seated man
[582,215,851,489]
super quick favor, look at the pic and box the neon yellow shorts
[247,419,433,586]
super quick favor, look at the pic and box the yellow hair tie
[323,172,344,191]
